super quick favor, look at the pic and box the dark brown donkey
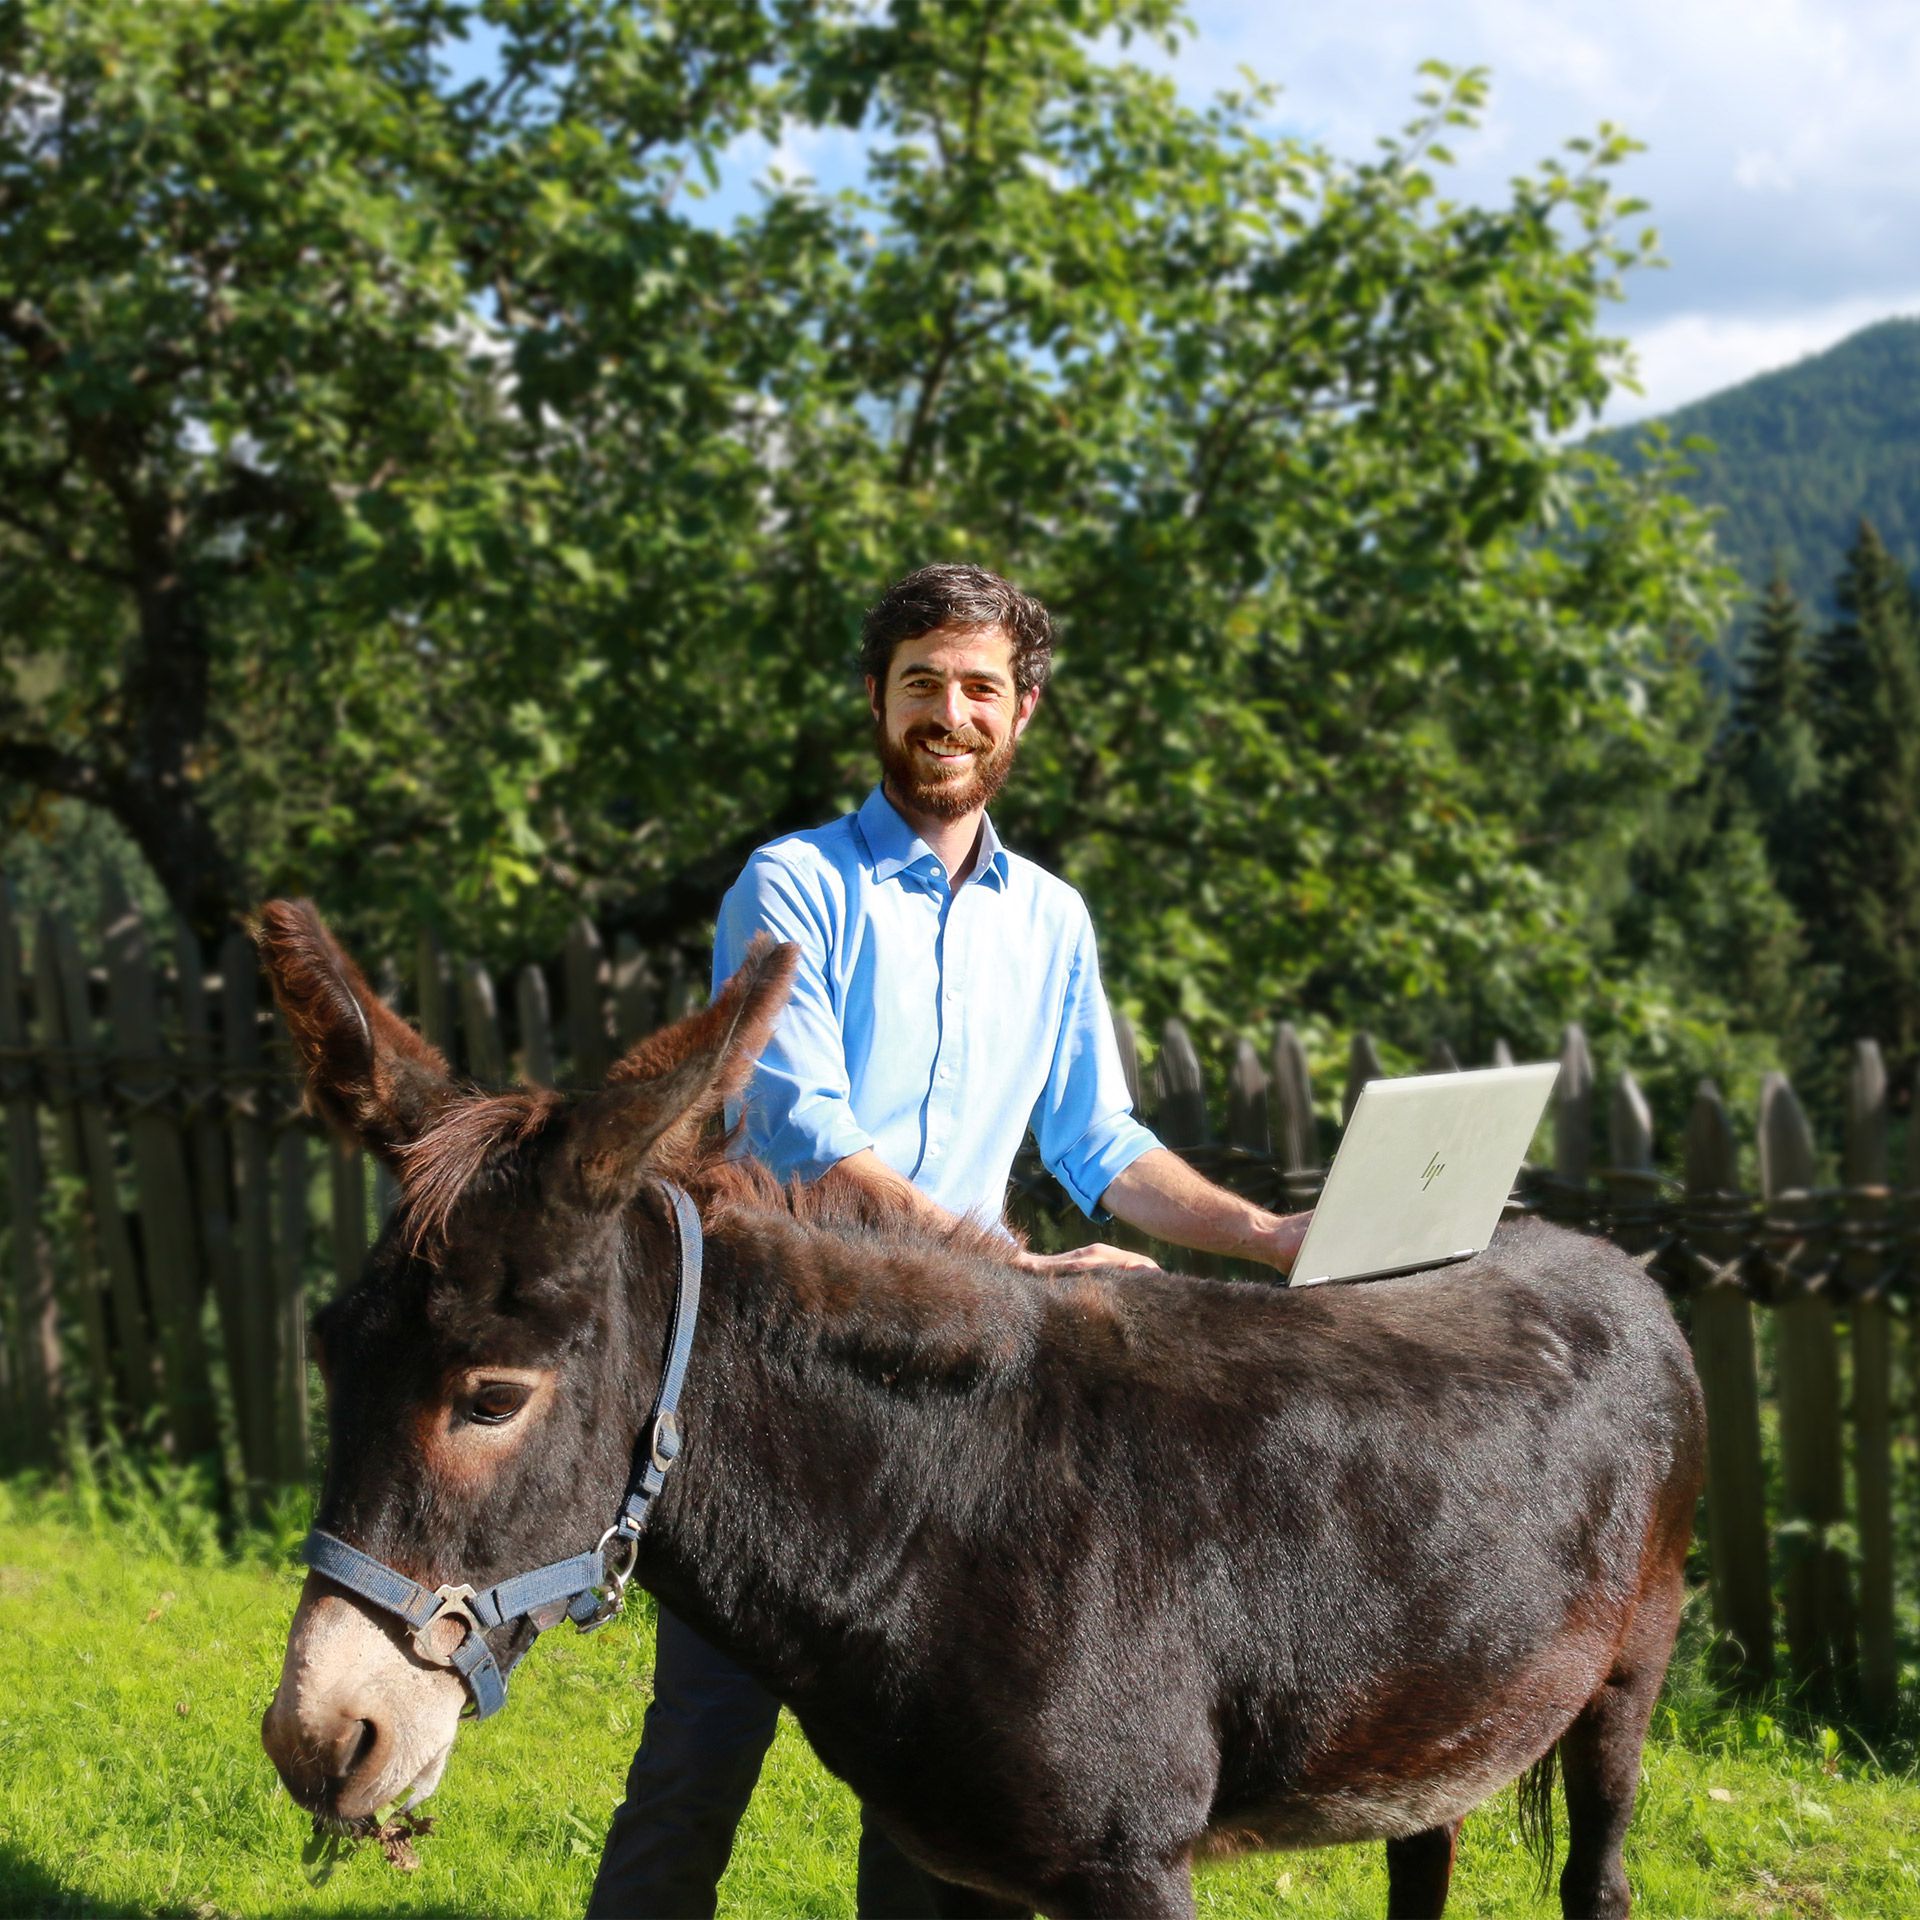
[257,901,1704,1919]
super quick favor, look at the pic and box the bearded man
[587,564,1311,1920]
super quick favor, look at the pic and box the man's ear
[1012,684,1041,739]
[865,673,883,724]
[254,899,455,1164]
[568,934,799,1212]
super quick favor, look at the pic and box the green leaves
[3,0,1737,1061]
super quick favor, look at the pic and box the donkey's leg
[1038,1860,1195,1920]
[1556,1579,1686,1918]
[1384,1819,1462,1918]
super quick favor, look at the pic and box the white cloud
[1603,291,1920,426]
[1179,1,1920,414]
[716,119,872,213]
[1732,150,1797,195]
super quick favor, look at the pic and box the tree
[1813,520,1910,760]
[1726,563,1824,916]
[3,0,1732,1065]
[1813,522,1920,1072]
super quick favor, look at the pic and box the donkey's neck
[631,1203,1040,1696]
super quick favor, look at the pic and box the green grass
[2,1484,1918,1918]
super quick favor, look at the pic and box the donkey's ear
[253,899,454,1162]
[569,934,799,1211]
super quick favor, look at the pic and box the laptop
[1288,1063,1560,1287]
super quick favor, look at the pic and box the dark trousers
[587,1607,947,1919]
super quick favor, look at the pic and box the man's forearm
[1100,1148,1308,1273]
[817,1149,970,1235]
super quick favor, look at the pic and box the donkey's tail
[1516,1744,1558,1897]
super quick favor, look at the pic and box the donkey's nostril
[326,1714,380,1786]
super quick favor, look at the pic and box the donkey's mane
[393,1086,1022,1271]
[394,1088,564,1254]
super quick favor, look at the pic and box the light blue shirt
[713,785,1160,1224]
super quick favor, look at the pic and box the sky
[1172,0,1920,424]
[449,2,1920,428]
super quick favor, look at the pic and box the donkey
[257,900,1704,1919]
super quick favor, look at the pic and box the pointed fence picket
[1684,1079,1774,1686]
[565,918,612,1086]
[1271,1024,1315,1182]
[1763,1073,1856,1698]
[102,882,218,1458]
[0,873,1916,1718]
[42,906,156,1420]
[1843,1042,1897,1722]
[175,912,247,1467]
[0,883,55,1462]
[222,928,277,1496]
[612,934,656,1051]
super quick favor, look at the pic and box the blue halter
[299,1182,705,1719]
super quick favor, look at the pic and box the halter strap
[611,1182,704,1543]
[299,1179,705,1719]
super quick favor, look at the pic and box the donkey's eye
[467,1382,533,1426]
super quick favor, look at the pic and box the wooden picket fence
[1,876,1916,1723]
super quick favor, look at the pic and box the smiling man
[587,563,1311,1919]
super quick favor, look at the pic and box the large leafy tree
[3,0,1732,1062]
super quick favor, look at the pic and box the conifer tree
[1728,563,1825,918]
[1813,519,1907,757]
[1733,563,1816,743]
[1815,523,1920,1072]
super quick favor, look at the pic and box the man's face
[867,625,1041,821]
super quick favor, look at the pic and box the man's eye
[467,1382,532,1425]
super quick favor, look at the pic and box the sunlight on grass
[1,1497,1917,1917]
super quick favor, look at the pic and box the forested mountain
[1595,317,1920,607]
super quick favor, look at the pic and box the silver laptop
[1289,1063,1560,1286]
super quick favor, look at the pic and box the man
[588,564,1310,1919]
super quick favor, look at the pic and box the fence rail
[1,877,1916,1723]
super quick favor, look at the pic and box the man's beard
[875,718,1020,821]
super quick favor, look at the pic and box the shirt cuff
[1049,1116,1162,1221]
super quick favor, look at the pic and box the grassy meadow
[2,1475,1918,1919]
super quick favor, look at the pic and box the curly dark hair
[859,563,1055,698]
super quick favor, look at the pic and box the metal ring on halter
[580,1525,640,1632]
[411,1583,482,1666]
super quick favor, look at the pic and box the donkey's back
[792,1216,1701,1918]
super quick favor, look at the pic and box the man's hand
[1260,1210,1313,1277]
[1015,1242,1162,1276]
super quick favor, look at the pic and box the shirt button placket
[927,869,954,1169]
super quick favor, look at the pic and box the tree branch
[893,299,962,488]
[0,500,135,586]
[0,734,112,804]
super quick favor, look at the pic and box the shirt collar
[855,785,1010,892]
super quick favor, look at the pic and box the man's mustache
[909,727,994,753]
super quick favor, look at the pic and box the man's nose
[935,683,970,731]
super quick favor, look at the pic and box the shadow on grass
[0,1840,485,1920]
[0,1845,143,1919]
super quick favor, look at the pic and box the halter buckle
[579,1526,640,1633]
[411,1583,481,1666]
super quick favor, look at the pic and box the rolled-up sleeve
[1029,908,1161,1218]
[714,855,874,1181]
